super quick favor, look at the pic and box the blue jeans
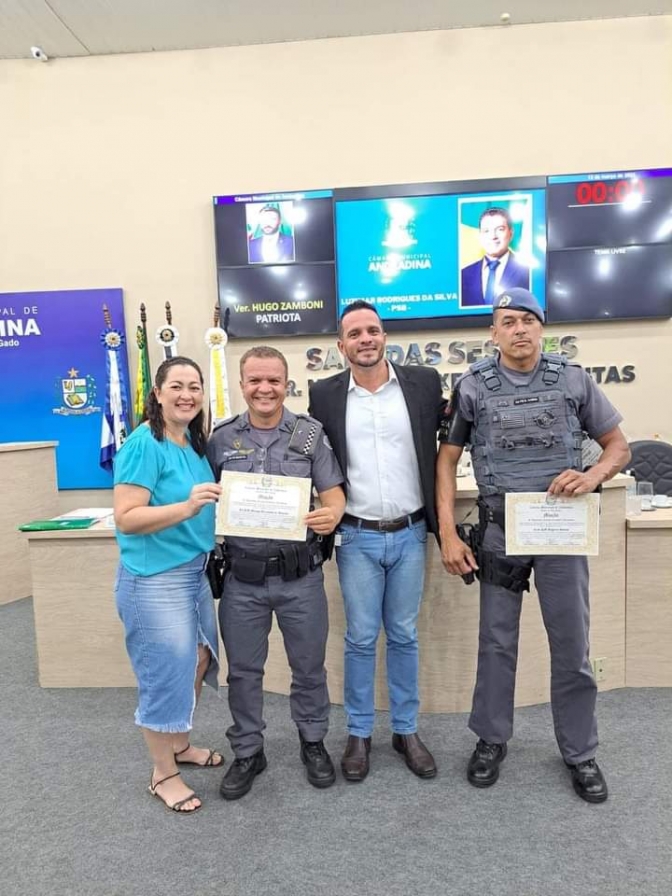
[335,519,428,737]
[115,553,220,733]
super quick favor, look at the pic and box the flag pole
[133,302,152,426]
[100,304,130,471]
[155,301,179,359]
[205,302,232,432]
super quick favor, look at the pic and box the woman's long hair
[142,356,208,457]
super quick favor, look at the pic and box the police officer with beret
[436,288,630,803]
[207,346,345,800]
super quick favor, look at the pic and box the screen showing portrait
[217,264,337,338]
[335,184,546,329]
[213,189,337,336]
[214,190,335,267]
[546,244,672,323]
[547,168,672,251]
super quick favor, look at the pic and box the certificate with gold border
[216,471,311,541]
[505,492,600,556]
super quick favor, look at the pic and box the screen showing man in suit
[460,206,530,307]
[246,201,296,264]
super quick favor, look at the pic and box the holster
[318,533,335,562]
[456,522,481,586]
[205,544,228,598]
[474,499,532,594]
[478,550,532,594]
[309,540,326,570]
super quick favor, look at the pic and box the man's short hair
[338,300,383,338]
[239,345,288,379]
[259,204,281,218]
[479,206,513,230]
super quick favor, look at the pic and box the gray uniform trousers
[218,566,330,757]
[469,517,598,764]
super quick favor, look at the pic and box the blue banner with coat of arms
[0,288,131,489]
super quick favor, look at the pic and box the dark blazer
[247,233,295,264]
[308,363,445,539]
[460,252,530,307]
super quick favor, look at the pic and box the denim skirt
[114,553,220,733]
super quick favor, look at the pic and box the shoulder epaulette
[211,413,240,432]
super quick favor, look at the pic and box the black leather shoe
[565,758,608,803]
[392,733,437,778]
[300,738,336,788]
[219,750,267,800]
[467,739,507,788]
[341,735,372,782]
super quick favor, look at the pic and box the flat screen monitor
[334,177,547,331]
[546,243,672,323]
[217,264,337,338]
[213,189,337,336]
[547,168,672,251]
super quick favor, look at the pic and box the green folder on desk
[18,518,98,532]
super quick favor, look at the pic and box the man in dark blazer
[308,300,445,782]
[460,207,530,307]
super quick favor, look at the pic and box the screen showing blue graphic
[335,189,546,325]
[0,288,131,489]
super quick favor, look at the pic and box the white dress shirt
[344,363,423,520]
[260,233,281,263]
[480,250,511,297]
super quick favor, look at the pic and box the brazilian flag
[133,324,152,426]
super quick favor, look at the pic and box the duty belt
[249,555,282,577]
[225,542,323,584]
[341,508,425,533]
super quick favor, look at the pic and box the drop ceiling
[0,0,670,61]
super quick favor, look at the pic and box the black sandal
[175,743,224,768]
[149,772,201,813]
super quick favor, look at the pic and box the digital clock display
[547,168,672,250]
[574,178,645,206]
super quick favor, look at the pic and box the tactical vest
[468,354,584,496]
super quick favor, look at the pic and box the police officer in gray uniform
[207,346,345,800]
[436,289,630,803]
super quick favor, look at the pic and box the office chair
[625,440,672,496]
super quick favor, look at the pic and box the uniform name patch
[513,397,540,405]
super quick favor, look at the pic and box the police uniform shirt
[206,406,344,555]
[443,355,623,448]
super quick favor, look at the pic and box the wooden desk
[25,520,132,687]
[314,477,628,713]
[0,442,59,605]
[626,507,672,687]
[24,479,629,711]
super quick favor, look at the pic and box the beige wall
[1,16,671,508]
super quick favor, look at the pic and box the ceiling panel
[0,0,670,60]
[0,0,88,57]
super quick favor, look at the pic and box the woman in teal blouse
[114,356,222,814]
